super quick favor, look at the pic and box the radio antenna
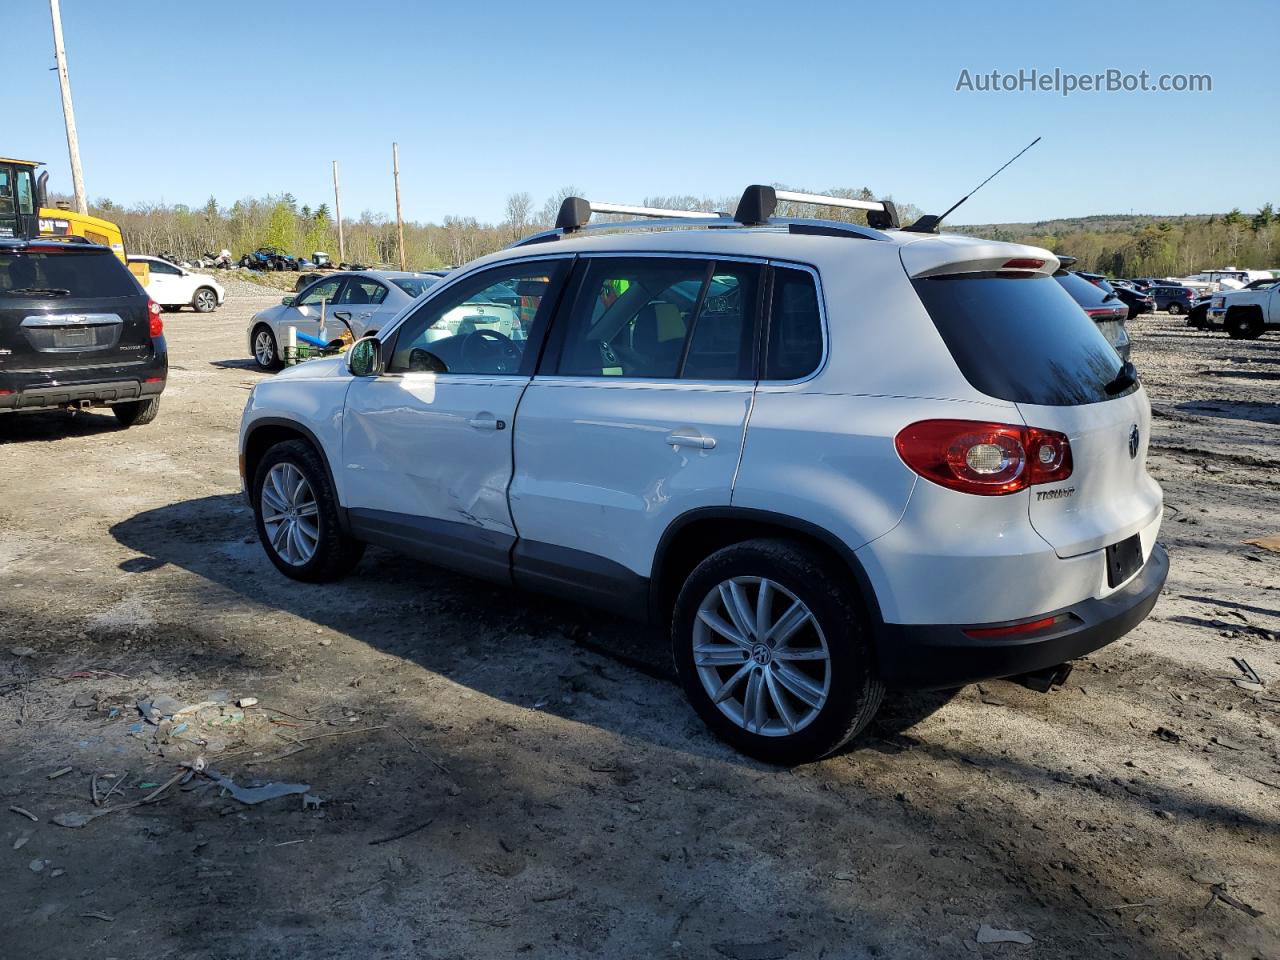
[903,136,1041,233]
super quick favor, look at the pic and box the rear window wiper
[1104,361,1138,396]
[5,287,72,297]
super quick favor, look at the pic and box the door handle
[467,417,506,431]
[666,432,716,450]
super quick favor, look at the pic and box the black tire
[113,396,160,428]
[1226,309,1264,340]
[160,304,181,313]
[671,537,884,765]
[252,324,282,371]
[252,439,364,583]
[192,287,218,313]
[1166,302,1183,316]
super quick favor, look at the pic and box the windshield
[1055,270,1117,305]
[913,272,1130,406]
[391,276,439,297]
[0,249,140,298]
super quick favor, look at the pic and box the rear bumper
[875,543,1168,689]
[0,340,167,412]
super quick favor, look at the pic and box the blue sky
[11,0,1276,225]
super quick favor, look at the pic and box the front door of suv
[508,255,764,608]
[341,258,569,581]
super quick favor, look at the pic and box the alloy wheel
[260,463,319,566]
[255,330,275,366]
[692,576,831,736]
[196,290,216,311]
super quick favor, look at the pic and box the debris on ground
[1242,535,1280,554]
[10,646,36,657]
[9,807,38,823]
[1230,657,1264,686]
[1154,726,1183,743]
[976,924,1034,945]
[201,769,310,806]
[712,940,794,960]
[1206,884,1265,919]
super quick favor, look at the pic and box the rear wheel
[252,439,364,582]
[1226,309,1264,340]
[252,325,282,370]
[672,538,884,765]
[192,287,218,313]
[113,396,160,428]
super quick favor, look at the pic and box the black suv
[0,239,166,427]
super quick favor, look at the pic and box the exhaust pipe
[1011,661,1073,693]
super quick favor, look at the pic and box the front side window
[555,257,760,379]
[147,259,181,276]
[338,279,388,305]
[298,279,342,306]
[386,260,568,375]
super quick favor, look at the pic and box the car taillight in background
[895,420,1073,496]
[148,299,164,338]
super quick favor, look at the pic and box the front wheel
[672,538,884,765]
[252,439,364,582]
[192,287,218,313]
[113,396,160,427]
[252,325,282,370]
[1166,302,1183,315]
[1226,310,1264,340]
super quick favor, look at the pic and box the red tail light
[147,299,163,338]
[894,420,1073,496]
[1001,258,1046,270]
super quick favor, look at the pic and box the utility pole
[392,143,406,271]
[49,0,86,215]
[332,160,346,264]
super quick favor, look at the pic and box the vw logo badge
[1128,424,1140,459]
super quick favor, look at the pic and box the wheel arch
[650,507,885,631]
[242,418,347,530]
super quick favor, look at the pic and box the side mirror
[281,296,295,306]
[346,336,383,377]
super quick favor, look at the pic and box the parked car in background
[1110,282,1155,319]
[1,238,166,426]
[240,247,298,272]
[1208,279,1280,339]
[127,255,225,313]
[238,190,1166,763]
[1148,284,1196,314]
[1054,269,1131,359]
[248,270,440,369]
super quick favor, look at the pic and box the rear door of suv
[0,243,153,392]
[508,254,764,608]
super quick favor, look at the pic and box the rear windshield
[0,249,140,299]
[912,272,1128,406]
[390,276,439,297]
[1054,270,1115,307]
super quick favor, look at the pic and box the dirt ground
[1,289,1277,960]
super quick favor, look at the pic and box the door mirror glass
[281,295,295,306]
[346,336,382,377]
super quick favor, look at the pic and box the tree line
[956,205,1280,277]
[70,187,1279,278]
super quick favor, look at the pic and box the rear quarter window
[912,272,1129,406]
[0,249,141,299]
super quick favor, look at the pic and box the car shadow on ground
[109,493,958,763]
[208,358,264,370]
[0,409,122,443]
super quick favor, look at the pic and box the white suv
[238,187,1167,764]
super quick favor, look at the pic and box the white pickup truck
[1208,278,1280,339]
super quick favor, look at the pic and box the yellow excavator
[0,156,127,262]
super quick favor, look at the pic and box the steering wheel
[460,328,521,373]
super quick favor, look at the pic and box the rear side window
[765,267,823,380]
[0,249,140,299]
[554,257,760,380]
[912,273,1127,406]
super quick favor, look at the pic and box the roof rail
[555,197,725,233]
[734,185,900,230]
